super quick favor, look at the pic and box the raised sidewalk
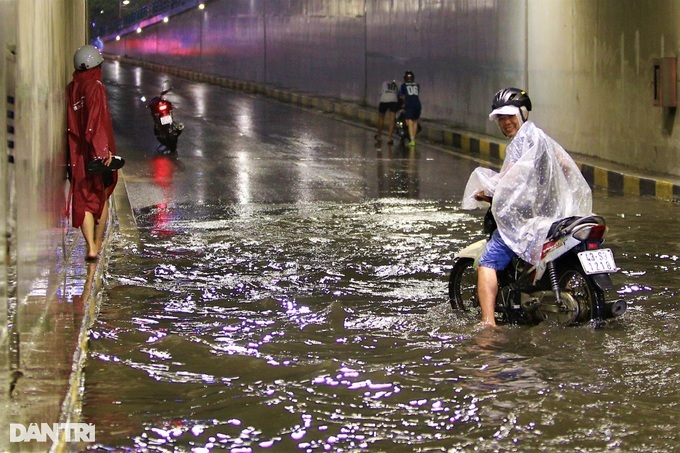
[0,179,134,453]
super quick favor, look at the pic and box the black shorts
[378,102,399,114]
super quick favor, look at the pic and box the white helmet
[73,45,103,71]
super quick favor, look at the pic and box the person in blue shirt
[399,71,422,147]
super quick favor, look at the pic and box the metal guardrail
[98,0,205,41]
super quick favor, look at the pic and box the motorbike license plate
[578,248,618,275]
[160,114,173,125]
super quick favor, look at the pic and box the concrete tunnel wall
[103,0,680,178]
[0,0,87,447]
[0,0,87,301]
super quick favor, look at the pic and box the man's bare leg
[387,111,396,142]
[94,199,109,255]
[478,266,498,327]
[81,200,108,261]
[376,112,385,139]
[81,212,98,260]
[407,119,418,143]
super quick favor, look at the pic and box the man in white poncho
[462,88,592,326]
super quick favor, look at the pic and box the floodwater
[81,195,679,452]
[80,62,679,452]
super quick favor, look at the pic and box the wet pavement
[1,227,108,453]
[104,62,481,209]
[75,62,680,452]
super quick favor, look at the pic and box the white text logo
[10,423,95,443]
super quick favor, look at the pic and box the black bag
[87,155,125,173]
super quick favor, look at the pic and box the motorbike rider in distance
[461,88,593,327]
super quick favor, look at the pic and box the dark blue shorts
[478,230,515,270]
[404,106,421,120]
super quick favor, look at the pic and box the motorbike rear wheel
[154,123,180,153]
[448,258,479,313]
[555,262,604,324]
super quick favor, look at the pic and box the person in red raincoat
[67,45,118,261]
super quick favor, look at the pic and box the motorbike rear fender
[455,239,488,264]
[590,273,614,291]
[535,253,615,292]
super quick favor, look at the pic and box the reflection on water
[83,194,679,451]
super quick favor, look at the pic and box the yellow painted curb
[460,135,470,152]
[623,175,640,196]
[479,140,491,158]
[656,180,674,200]
[594,167,609,189]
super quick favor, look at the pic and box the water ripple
[84,197,680,452]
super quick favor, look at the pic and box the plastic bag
[461,121,592,265]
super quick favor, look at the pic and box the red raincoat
[66,65,118,228]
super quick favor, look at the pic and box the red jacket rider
[67,45,118,260]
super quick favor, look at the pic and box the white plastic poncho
[461,121,592,265]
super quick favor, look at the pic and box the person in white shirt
[375,80,399,144]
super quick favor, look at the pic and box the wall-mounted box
[653,57,677,107]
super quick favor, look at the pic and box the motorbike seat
[546,215,605,240]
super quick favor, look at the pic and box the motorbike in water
[147,80,184,154]
[448,200,627,327]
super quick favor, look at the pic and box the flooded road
[81,62,679,452]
